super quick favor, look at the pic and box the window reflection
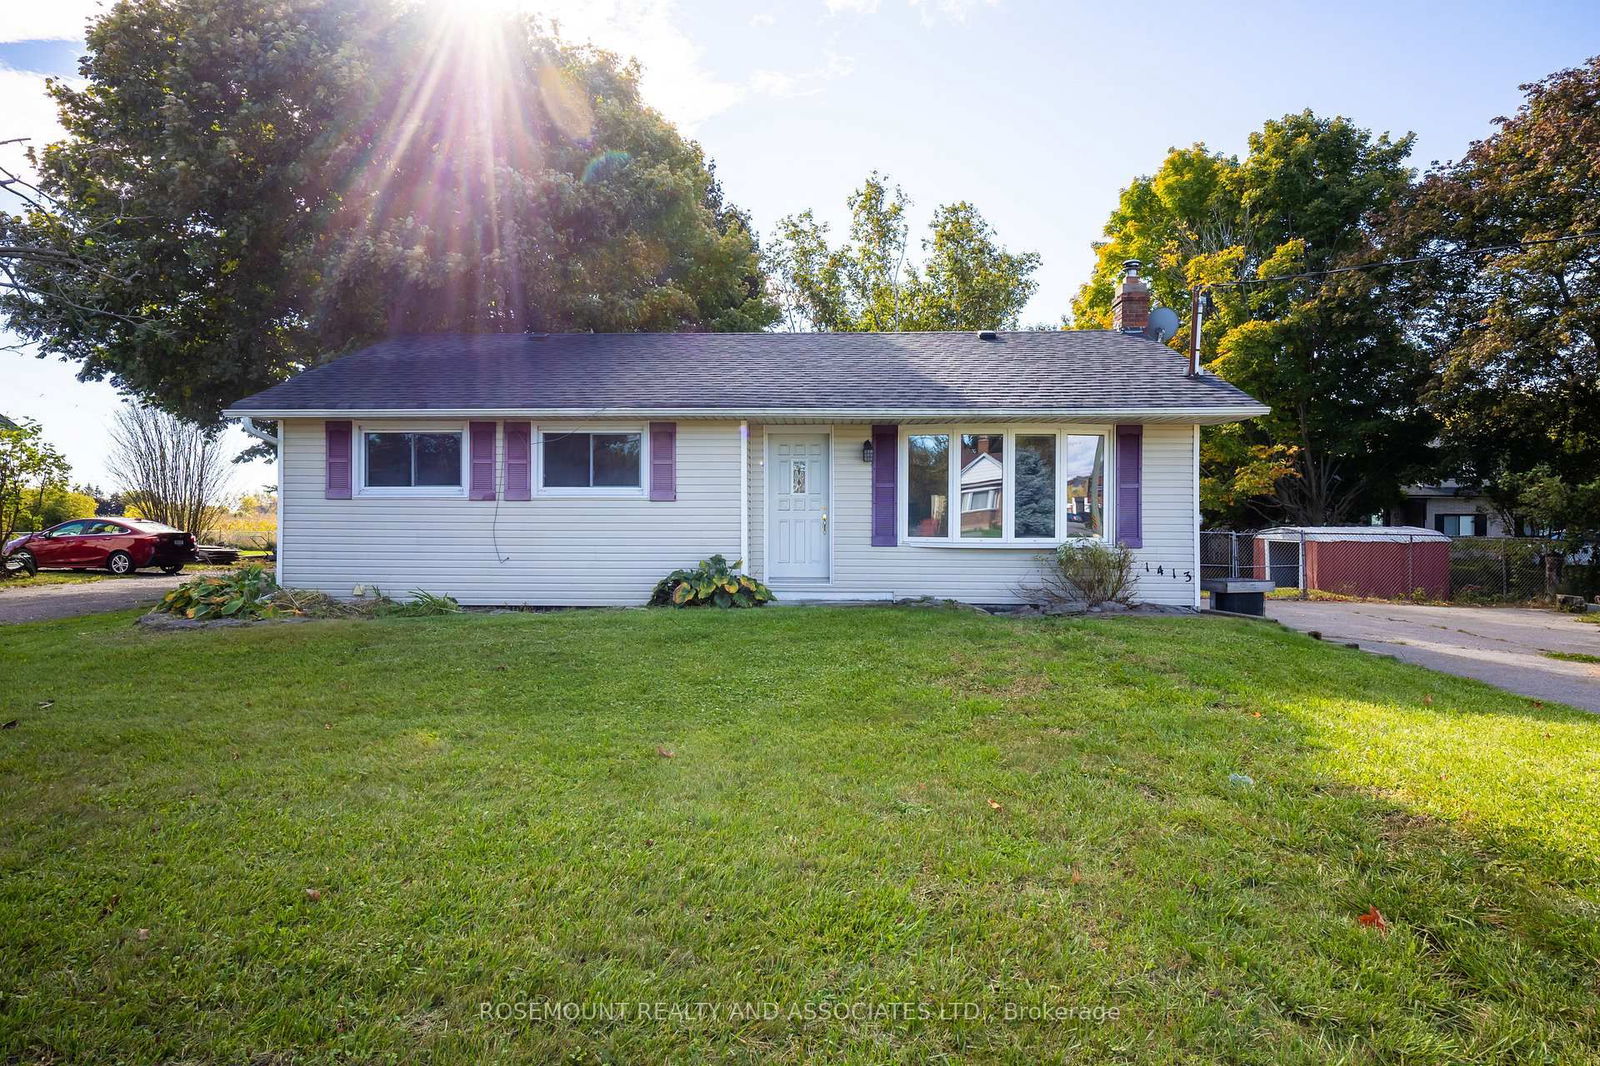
[907,434,949,538]
[959,433,1004,538]
[1063,434,1104,536]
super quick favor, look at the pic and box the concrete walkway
[0,571,214,625]
[1264,599,1600,713]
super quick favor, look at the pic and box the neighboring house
[224,265,1268,608]
[1383,481,1509,537]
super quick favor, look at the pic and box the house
[1383,481,1509,537]
[223,265,1268,608]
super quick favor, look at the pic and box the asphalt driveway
[1264,599,1600,713]
[0,571,214,625]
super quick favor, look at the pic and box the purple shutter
[325,421,352,499]
[1115,424,1142,548]
[871,424,898,546]
[649,422,676,501]
[469,421,496,500]
[503,421,531,501]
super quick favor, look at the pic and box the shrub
[650,554,774,608]
[1027,540,1135,608]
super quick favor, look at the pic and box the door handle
[821,510,827,534]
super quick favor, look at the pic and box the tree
[0,418,70,567]
[767,173,1039,332]
[77,483,127,516]
[107,406,233,539]
[1384,56,1600,549]
[19,485,97,531]
[1071,113,1431,526]
[0,0,776,426]
[0,139,143,337]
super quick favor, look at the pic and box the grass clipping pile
[148,565,461,624]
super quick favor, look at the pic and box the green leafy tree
[20,485,97,531]
[0,418,71,559]
[0,0,776,426]
[1384,56,1600,549]
[1071,113,1431,526]
[768,173,1038,332]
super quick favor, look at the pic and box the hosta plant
[650,554,775,608]
[156,564,280,620]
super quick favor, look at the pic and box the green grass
[1544,650,1600,664]
[0,569,114,591]
[2,607,1598,1064]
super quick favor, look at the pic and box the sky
[2,0,1597,493]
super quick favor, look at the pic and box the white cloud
[0,1,109,43]
[908,0,1000,22]
[828,0,1000,22]
[0,66,69,187]
[534,0,745,130]
[749,51,854,99]
[749,11,776,27]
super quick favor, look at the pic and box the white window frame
[898,424,1113,547]
[533,424,649,498]
[355,424,469,498]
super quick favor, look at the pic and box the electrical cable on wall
[490,430,595,565]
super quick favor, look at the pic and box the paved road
[1264,599,1600,713]
[0,571,212,625]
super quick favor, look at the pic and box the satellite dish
[1145,306,1180,343]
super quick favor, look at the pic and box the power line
[1200,229,1600,292]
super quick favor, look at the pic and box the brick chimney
[1111,259,1150,333]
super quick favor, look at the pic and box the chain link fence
[1202,529,1564,603]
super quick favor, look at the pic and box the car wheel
[107,551,134,576]
[161,564,185,576]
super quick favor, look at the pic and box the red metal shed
[1253,526,1451,599]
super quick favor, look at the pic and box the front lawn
[2,608,1597,1063]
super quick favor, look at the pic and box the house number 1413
[1141,562,1194,583]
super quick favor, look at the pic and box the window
[1014,435,1056,538]
[363,431,463,491]
[47,521,91,538]
[1438,513,1479,537]
[1062,434,1105,537]
[903,427,1108,545]
[959,432,1005,538]
[907,434,950,538]
[540,431,642,491]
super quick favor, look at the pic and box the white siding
[281,417,1202,608]
[1417,496,1508,538]
[747,422,1200,608]
[279,418,741,606]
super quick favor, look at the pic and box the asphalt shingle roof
[225,331,1266,417]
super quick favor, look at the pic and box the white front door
[768,433,830,581]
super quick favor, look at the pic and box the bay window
[904,427,1106,544]
[907,434,950,538]
[959,432,1005,538]
[1063,434,1106,537]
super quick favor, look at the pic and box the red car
[4,518,197,576]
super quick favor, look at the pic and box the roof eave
[222,404,1271,425]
